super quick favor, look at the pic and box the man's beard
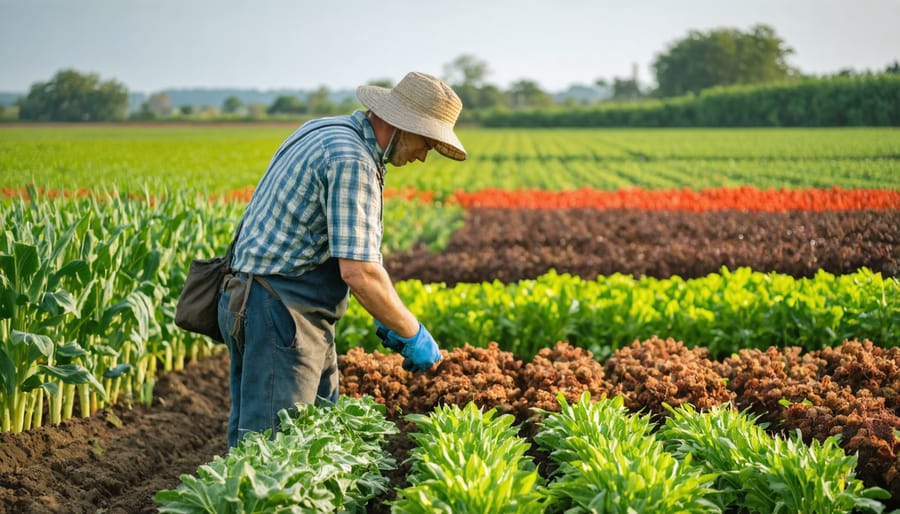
[386,130,422,166]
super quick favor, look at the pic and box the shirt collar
[352,110,385,165]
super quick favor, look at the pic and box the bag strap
[224,217,244,270]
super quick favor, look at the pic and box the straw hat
[357,72,466,161]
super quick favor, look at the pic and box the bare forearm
[338,258,419,338]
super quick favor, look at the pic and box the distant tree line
[6,24,899,125]
[480,74,900,127]
[16,69,128,121]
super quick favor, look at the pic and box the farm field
[2,125,899,194]
[1,124,899,512]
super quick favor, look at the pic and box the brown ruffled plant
[603,336,734,419]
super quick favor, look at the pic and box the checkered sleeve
[325,157,383,262]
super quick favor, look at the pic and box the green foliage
[3,125,898,195]
[267,95,305,115]
[337,268,900,360]
[17,69,128,122]
[653,24,795,97]
[480,74,900,127]
[381,199,463,255]
[535,393,720,513]
[658,403,889,513]
[394,402,547,513]
[0,189,241,431]
[155,395,398,513]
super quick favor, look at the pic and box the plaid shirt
[231,110,385,276]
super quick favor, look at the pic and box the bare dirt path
[0,351,230,513]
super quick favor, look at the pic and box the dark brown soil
[0,350,230,514]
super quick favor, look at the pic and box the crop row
[339,336,900,505]
[339,267,898,360]
[164,184,899,211]
[384,206,899,284]
[3,126,898,194]
[398,158,900,198]
[155,395,398,513]
[451,186,900,210]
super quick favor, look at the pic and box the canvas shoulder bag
[174,220,243,342]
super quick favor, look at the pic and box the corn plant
[394,401,547,513]
[534,392,720,513]
[658,402,889,513]
[155,395,397,513]
[1,197,107,431]
[0,188,240,432]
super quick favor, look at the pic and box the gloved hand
[374,319,401,351]
[373,319,441,372]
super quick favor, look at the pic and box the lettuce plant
[155,395,397,513]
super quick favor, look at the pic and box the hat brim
[357,85,467,161]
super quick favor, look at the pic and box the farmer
[217,71,466,448]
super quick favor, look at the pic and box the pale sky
[1,0,898,94]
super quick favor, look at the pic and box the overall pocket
[222,274,249,346]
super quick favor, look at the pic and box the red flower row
[449,186,900,211]
[5,185,898,212]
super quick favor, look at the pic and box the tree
[18,69,128,121]
[222,96,243,114]
[267,95,305,115]
[652,24,795,97]
[886,60,900,74]
[475,84,507,109]
[448,83,477,111]
[611,77,642,101]
[508,80,553,108]
[444,54,495,110]
[443,54,490,88]
[306,86,334,115]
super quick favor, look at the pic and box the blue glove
[374,319,402,351]
[398,324,441,372]
[374,320,441,372]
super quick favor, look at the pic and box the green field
[2,125,898,196]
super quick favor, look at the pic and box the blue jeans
[218,274,339,448]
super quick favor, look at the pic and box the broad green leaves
[339,267,899,360]
[395,402,546,514]
[658,402,889,513]
[0,190,241,431]
[155,396,397,514]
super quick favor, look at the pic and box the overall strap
[269,116,371,165]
